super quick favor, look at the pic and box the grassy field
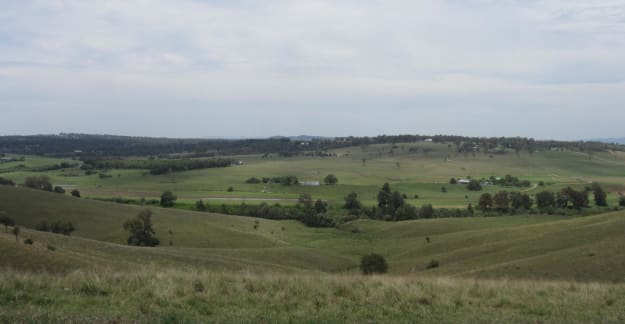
[1,143,625,322]
[2,142,625,209]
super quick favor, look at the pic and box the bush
[160,191,177,207]
[467,180,482,191]
[192,280,205,293]
[23,238,33,245]
[619,196,625,207]
[360,253,388,275]
[426,259,440,269]
[71,189,81,197]
[324,174,338,185]
[47,244,56,251]
[53,186,65,194]
[245,177,261,184]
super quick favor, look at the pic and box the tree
[343,192,362,214]
[467,179,482,191]
[510,192,532,210]
[467,203,474,215]
[360,253,388,275]
[592,183,607,207]
[314,199,328,214]
[324,174,338,185]
[535,191,555,209]
[0,213,14,232]
[53,186,65,194]
[71,189,81,197]
[23,175,53,191]
[619,196,625,207]
[298,193,313,208]
[493,191,510,211]
[160,191,177,207]
[12,225,20,242]
[449,178,457,185]
[561,187,588,210]
[478,193,493,211]
[123,209,160,247]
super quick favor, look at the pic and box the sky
[1,0,625,140]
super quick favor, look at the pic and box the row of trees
[244,176,300,185]
[478,183,611,212]
[34,220,75,236]
[81,157,236,175]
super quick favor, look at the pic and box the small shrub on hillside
[23,238,33,245]
[619,196,625,207]
[227,186,234,192]
[53,186,65,194]
[426,259,440,269]
[192,280,205,293]
[78,283,108,296]
[360,253,388,275]
[47,244,56,251]
[71,189,81,197]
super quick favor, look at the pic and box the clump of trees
[160,191,177,207]
[123,209,160,247]
[80,157,236,175]
[360,253,388,275]
[71,189,81,197]
[0,213,15,232]
[467,180,482,191]
[0,177,15,186]
[53,186,66,194]
[23,175,53,191]
[35,220,75,236]
[489,175,531,188]
[324,174,338,185]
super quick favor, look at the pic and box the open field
[2,143,625,210]
[1,142,625,322]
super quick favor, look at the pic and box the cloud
[1,0,625,139]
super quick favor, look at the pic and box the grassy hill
[3,180,625,321]
[3,142,625,209]
[2,185,625,282]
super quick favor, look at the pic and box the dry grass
[1,267,624,323]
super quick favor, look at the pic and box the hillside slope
[2,186,625,282]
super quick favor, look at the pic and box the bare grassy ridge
[1,268,624,323]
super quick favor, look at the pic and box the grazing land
[1,137,625,322]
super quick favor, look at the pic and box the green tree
[160,191,177,207]
[71,189,81,197]
[478,193,493,211]
[298,193,313,208]
[0,213,14,232]
[449,177,457,184]
[535,191,555,209]
[360,253,388,275]
[619,196,625,207]
[343,192,362,214]
[493,191,510,211]
[591,183,607,207]
[467,179,482,191]
[314,199,328,214]
[23,175,53,191]
[53,186,65,194]
[123,209,160,247]
[323,174,338,185]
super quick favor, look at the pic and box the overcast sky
[1,0,625,139]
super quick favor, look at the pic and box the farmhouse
[301,180,320,186]
[457,179,470,184]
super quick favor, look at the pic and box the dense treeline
[245,176,299,185]
[34,220,75,236]
[80,157,236,174]
[0,133,621,157]
[195,199,335,228]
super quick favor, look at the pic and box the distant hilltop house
[301,180,320,186]
[424,138,433,142]
[457,179,470,184]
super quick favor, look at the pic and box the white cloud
[1,0,625,138]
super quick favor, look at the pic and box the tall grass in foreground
[1,268,623,323]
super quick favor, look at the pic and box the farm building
[458,179,470,184]
[301,180,320,186]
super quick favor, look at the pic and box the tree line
[80,157,236,174]
[1,133,621,157]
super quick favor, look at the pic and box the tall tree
[123,209,160,247]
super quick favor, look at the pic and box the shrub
[619,196,625,207]
[426,259,440,269]
[53,186,66,194]
[23,238,33,245]
[192,280,205,293]
[160,191,177,207]
[245,177,261,184]
[227,186,234,192]
[71,189,81,197]
[467,180,482,191]
[47,244,56,251]
[360,253,388,275]
[324,174,338,185]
